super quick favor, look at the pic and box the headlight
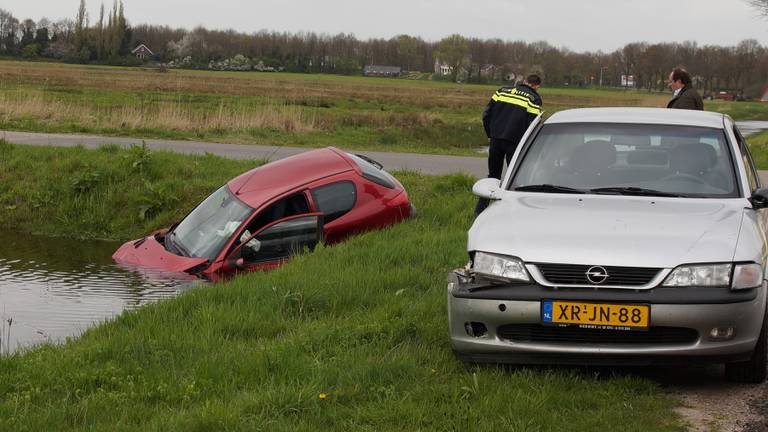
[473,252,530,283]
[732,263,763,290]
[662,264,731,287]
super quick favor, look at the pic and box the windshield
[169,186,253,261]
[511,123,739,198]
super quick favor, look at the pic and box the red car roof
[228,147,355,209]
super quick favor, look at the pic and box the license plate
[541,300,650,330]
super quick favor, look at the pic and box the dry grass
[0,89,323,132]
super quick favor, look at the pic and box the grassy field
[2,60,766,156]
[0,142,683,431]
[747,131,768,170]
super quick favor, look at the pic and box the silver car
[449,107,768,383]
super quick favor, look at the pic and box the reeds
[0,86,452,135]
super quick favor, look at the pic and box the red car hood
[112,236,208,273]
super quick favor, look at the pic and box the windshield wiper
[590,187,684,197]
[515,184,586,194]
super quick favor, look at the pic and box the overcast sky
[4,0,768,52]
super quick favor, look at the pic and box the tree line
[1,2,767,97]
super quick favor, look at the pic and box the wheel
[725,312,767,384]
[660,173,708,185]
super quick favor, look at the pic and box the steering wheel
[661,173,708,185]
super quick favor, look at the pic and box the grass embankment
[746,131,768,170]
[0,142,682,431]
[2,60,765,156]
[0,139,264,239]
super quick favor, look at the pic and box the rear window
[347,153,396,189]
[511,123,739,198]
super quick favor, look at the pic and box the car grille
[497,324,698,345]
[534,263,660,286]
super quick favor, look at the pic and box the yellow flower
[318,392,327,401]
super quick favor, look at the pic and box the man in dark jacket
[667,68,703,110]
[476,74,542,215]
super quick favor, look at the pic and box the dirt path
[644,366,768,431]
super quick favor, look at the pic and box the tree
[748,0,768,15]
[19,18,36,48]
[395,34,418,70]
[434,34,468,82]
[74,0,88,52]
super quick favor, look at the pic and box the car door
[224,213,324,273]
[219,191,318,274]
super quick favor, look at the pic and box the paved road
[0,130,487,177]
[3,129,768,184]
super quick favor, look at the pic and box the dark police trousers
[475,137,517,216]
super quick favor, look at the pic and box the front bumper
[447,272,767,365]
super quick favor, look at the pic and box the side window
[245,193,309,236]
[240,215,321,264]
[232,193,309,259]
[311,181,356,224]
[734,127,760,192]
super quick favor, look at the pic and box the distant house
[131,44,154,60]
[434,60,453,76]
[364,65,402,77]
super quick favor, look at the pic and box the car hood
[112,236,208,273]
[469,193,747,268]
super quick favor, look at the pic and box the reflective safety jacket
[482,84,542,143]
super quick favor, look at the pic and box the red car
[113,147,413,279]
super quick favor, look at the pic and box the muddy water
[0,230,201,354]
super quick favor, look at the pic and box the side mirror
[472,178,503,200]
[749,188,768,209]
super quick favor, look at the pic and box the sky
[4,0,768,52]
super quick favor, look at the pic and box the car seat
[568,140,617,186]
[668,143,715,176]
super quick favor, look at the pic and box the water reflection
[0,231,202,354]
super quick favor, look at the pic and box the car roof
[228,147,355,209]
[546,107,727,129]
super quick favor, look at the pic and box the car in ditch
[449,107,768,383]
[113,147,413,279]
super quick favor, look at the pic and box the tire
[725,312,767,384]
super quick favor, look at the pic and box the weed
[125,141,152,175]
[69,168,102,195]
[137,180,180,221]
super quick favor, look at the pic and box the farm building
[363,65,402,77]
[131,44,154,60]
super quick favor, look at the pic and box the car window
[237,193,310,249]
[733,126,760,193]
[511,123,739,198]
[347,153,396,189]
[239,215,320,264]
[169,186,253,261]
[311,181,356,224]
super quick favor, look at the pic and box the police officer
[476,74,542,215]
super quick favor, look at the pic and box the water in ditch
[0,230,202,354]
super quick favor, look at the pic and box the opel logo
[585,266,609,284]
